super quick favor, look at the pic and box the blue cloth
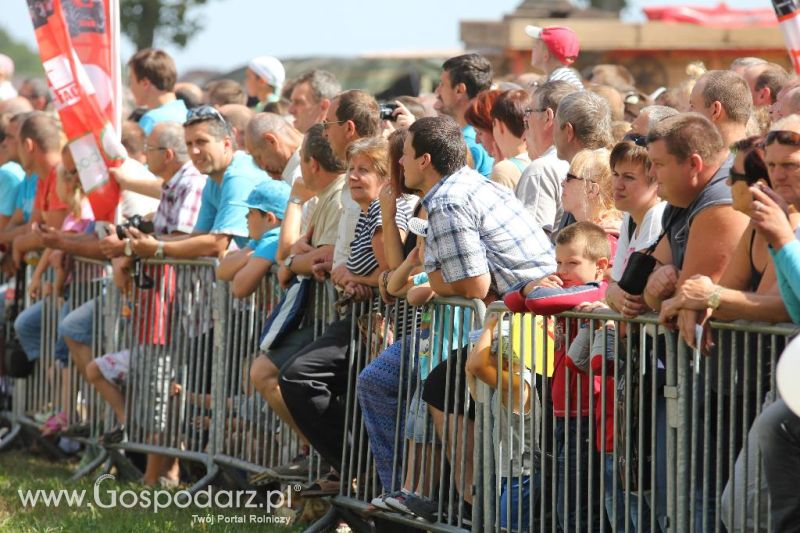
[462,125,494,178]
[0,162,24,217]
[603,454,651,532]
[248,226,281,262]
[770,239,800,324]
[499,475,536,531]
[15,173,38,223]
[357,337,414,491]
[138,99,188,135]
[14,298,74,364]
[194,152,270,248]
[555,416,605,531]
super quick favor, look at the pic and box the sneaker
[99,425,126,446]
[403,493,440,522]
[383,489,414,514]
[248,454,312,484]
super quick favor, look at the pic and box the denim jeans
[555,416,605,531]
[14,298,72,364]
[757,399,800,532]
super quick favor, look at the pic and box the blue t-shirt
[247,226,281,263]
[463,125,494,179]
[0,161,25,217]
[194,152,270,248]
[15,173,38,223]
[138,99,188,135]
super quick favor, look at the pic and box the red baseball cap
[525,25,580,65]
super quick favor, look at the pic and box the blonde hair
[346,136,389,179]
[569,148,620,222]
[55,163,85,218]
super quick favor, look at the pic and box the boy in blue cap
[217,179,290,298]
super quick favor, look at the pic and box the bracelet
[381,269,392,288]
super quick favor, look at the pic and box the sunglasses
[565,173,586,183]
[623,133,648,147]
[185,105,228,127]
[727,169,751,185]
[765,130,800,147]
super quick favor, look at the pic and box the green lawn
[0,449,305,532]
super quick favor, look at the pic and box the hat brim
[229,200,258,210]
[525,25,543,39]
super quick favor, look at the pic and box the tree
[120,0,220,51]
[0,26,43,77]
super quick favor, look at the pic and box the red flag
[773,0,800,74]
[28,0,123,222]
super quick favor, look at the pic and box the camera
[379,102,399,121]
[116,214,155,240]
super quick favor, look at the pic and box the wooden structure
[460,0,792,92]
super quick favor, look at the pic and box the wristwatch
[154,240,165,259]
[123,238,132,257]
[707,286,723,310]
[284,253,296,269]
[289,196,303,205]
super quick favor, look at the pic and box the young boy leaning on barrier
[215,179,290,297]
[466,312,537,531]
[501,221,612,530]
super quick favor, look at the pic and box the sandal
[40,412,68,437]
[99,424,126,446]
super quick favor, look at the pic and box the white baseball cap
[248,56,285,88]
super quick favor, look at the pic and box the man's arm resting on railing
[52,233,105,261]
[162,233,231,258]
[428,269,490,300]
[288,245,333,276]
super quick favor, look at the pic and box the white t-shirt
[611,201,667,281]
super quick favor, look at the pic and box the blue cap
[230,179,291,219]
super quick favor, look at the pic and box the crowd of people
[0,20,799,531]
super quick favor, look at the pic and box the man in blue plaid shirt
[398,115,555,521]
[402,116,556,301]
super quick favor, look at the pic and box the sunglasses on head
[185,105,228,127]
[765,130,800,147]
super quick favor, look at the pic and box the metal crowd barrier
[211,270,336,482]
[480,301,798,533]
[329,293,487,532]
[2,254,798,533]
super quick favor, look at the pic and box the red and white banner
[773,0,800,74]
[27,0,123,222]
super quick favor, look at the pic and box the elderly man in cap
[246,56,285,112]
[526,25,584,90]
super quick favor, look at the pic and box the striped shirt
[423,166,556,295]
[549,67,584,90]
[346,198,410,277]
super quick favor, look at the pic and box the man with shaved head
[689,70,752,148]
[245,112,303,185]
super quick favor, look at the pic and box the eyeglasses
[144,144,167,152]
[322,118,347,130]
[726,169,751,185]
[623,133,648,147]
[765,130,800,147]
[185,105,227,127]
[523,107,548,119]
[565,173,588,183]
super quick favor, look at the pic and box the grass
[0,448,304,532]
